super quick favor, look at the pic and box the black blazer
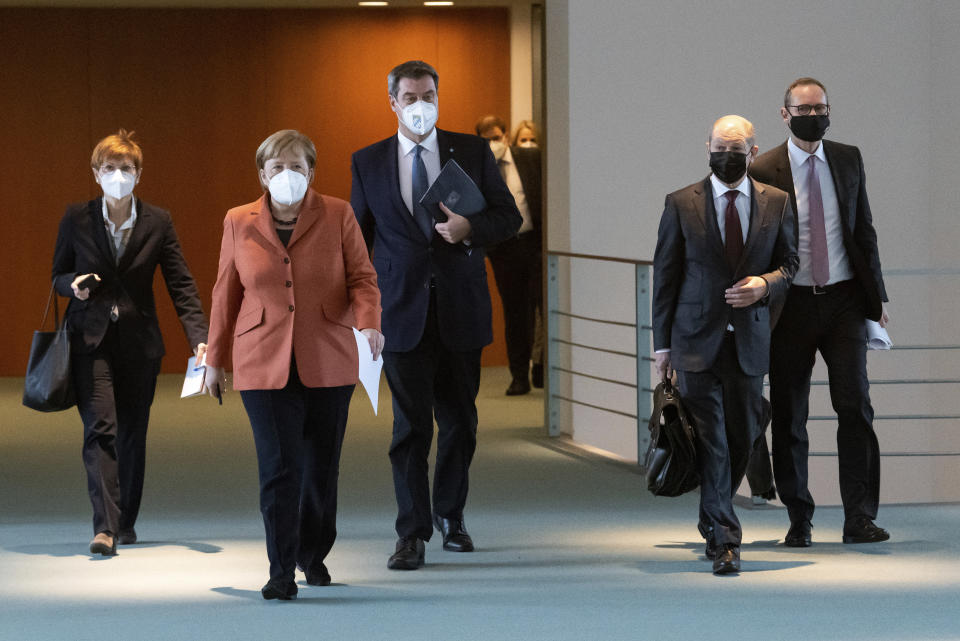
[652,177,798,376]
[511,145,542,233]
[52,197,208,359]
[749,140,887,321]
[350,129,522,353]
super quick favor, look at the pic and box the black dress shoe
[843,517,890,544]
[712,545,740,575]
[118,528,137,545]
[785,520,812,547]
[433,515,474,552]
[305,563,331,586]
[387,537,425,570]
[261,578,297,600]
[531,364,544,388]
[505,378,531,396]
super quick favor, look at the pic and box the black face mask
[709,151,748,184]
[789,115,830,142]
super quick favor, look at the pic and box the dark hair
[388,60,439,98]
[474,114,508,137]
[784,77,828,108]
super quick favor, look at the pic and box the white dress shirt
[397,128,440,214]
[101,197,138,321]
[498,146,533,234]
[786,137,853,286]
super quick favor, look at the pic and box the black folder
[419,159,487,220]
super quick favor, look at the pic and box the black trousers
[677,333,763,547]
[769,281,880,524]
[240,363,354,582]
[72,323,160,537]
[488,231,542,382]
[745,398,775,498]
[382,293,482,540]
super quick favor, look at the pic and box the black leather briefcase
[643,380,699,497]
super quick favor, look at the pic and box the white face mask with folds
[99,169,137,200]
[488,140,507,161]
[400,100,438,136]
[267,169,308,206]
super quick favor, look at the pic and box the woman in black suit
[52,130,208,556]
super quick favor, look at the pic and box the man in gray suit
[653,115,798,574]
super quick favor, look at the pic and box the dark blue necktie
[411,144,433,241]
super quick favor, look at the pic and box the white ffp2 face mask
[488,140,507,161]
[99,169,137,200]
[268,169,308,206]
[400,100,438,136]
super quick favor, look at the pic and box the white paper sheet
[181,356,207,398]
[353,328,384,414]
[866,320,892,350]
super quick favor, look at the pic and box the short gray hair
[388,60,439,98]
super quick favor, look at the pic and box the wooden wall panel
[0,7,511,376]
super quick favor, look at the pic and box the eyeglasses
[99,163,137,174]
[788,103,830,116]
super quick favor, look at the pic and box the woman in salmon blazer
[201,130,383,600]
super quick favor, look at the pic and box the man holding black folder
[351,60,521,570]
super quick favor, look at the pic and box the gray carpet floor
[1,369,959,641]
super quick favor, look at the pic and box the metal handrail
[546,250,960,463]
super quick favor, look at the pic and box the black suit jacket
[749,140,887,321]
[52,198,208,359]
[511,145,542,232]
[652,177,798,376]
[351,129,522,353]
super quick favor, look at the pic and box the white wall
[545,0,960,503]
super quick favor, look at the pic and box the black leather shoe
[704,534,717,560]
[506,378,531,396]
[712,545,740,575]
[843,517,890,544]
[531,364,544,388]
[261,578,297,600]
[305,563,331,586]
[118,528,137,545]
[785,520,812,547]
[387,537,425,570]
[434,515,474,552]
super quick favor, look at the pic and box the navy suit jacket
[52,197,208,359]
[749,139,887,322]
[351,129,522,352]
[652,177,798,376]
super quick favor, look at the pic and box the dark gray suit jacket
[652,176,798,376]
[748,139,887,322]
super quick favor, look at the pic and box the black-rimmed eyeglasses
[788,103,830,116]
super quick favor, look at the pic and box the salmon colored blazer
[206,189,381,390]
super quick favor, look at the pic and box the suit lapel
[821,140,855,231]
[88,198,116,269]
[695,177,727,265]
[251,194,288,255]
[386,134,431,243]
[736,179,766,275]
[286,189,323,249]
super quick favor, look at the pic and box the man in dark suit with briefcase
[351,60,521,570]
[653,115,797,574]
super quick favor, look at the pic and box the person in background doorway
[476,114,543,395]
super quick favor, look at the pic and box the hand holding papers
[181,356,208,398]
[353,328,384,415]
[866,320,892,350]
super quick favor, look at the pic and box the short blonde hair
[90,129,143,171]
[256,130,317,171]
[511,120,539,146]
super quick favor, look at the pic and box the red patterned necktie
[724,190,743,271]
[806,156,830,286]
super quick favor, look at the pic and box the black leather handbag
[23,286,76,412]
[643,380,699,496]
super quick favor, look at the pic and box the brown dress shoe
[89,533,117,556]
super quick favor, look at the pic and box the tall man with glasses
[749,77,891,548]
[351,60,521,570]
